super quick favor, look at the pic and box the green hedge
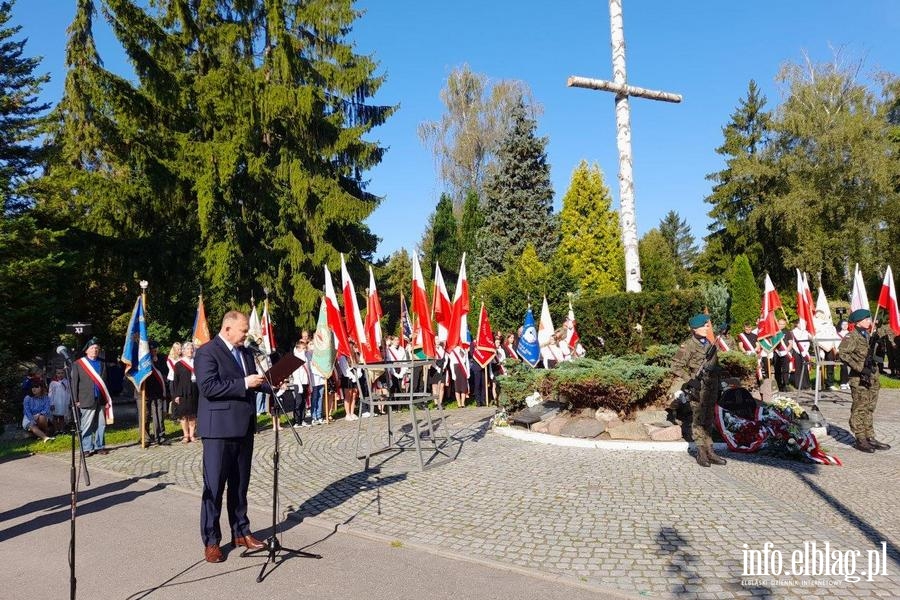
[573,289,705,355]
[498,346,761,417]
[498,356,670,416]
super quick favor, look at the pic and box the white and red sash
[716,337,730,352]
[77,357,114,424]
[738,333,755,354]
[151,366,166,392]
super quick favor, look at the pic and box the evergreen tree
[658,210,698,287]
[0,0,48,211]
[728,254,760,328]
[374,248,412,337]
[638,229,677,292]
[477,97,556,278]
[555,160,622,296]
[39,0,393,335]
[422,193,460,281]
[459,188,483,256]
[702,80,784,281]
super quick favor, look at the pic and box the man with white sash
[71,337,113,455]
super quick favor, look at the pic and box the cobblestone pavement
[75,390,900,599]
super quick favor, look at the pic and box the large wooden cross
[568,0,682,293]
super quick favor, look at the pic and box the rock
[634,410,669,424]
[530,420,549,434]
[546,414,570,436]
[649,425,684,441]
[538,402,564,421]
[578,407,596,419]
[524,391,543,407]
[560,418,606,438]
[594,408,618,422]
[509,401,563,427]
[606,422,652,440]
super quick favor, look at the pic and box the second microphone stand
[244,349,320,582]
[61,352,91,600]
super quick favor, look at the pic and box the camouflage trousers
[849,376,880,439]
[690,393,716,448]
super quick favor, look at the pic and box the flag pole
[140,280,149,449]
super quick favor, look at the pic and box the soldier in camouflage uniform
[670,314,727,467]
[839,308,891,453]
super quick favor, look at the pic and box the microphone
[56,345,72,361]
[246,340,266,356]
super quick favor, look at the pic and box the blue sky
[12,1,900,261]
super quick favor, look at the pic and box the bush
[573,289,705,355]
[497,356,670,417]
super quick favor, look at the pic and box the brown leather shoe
[868,438,891,450]
[205,544,224,563]
[233,534,266,550]
[853,439,876,453]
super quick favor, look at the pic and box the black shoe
[853,439,876,453]
[868,438,891,450]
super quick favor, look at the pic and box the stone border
[492,424,721,452]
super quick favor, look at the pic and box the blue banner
[516,307,540,367]
[122,295,152,388]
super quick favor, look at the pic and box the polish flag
[340,254,366,349]
[564,301,581,352]
[796,269,816,336]
[446,253,470,351]
[850,263,869,312]
[362,266,384,363]
[538,296,555,362]
[260,297,277,354]
[432,262,452,343]
[411,253,436,357]
[878,265,900,335]
[762,273,783,315]
[324,264,351,358]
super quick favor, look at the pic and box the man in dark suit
[195,310,267,563]
[71,337,112,456]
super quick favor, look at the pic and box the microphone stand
[244,349,320,582]
[60,351,91,600]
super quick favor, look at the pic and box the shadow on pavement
[0,471,170,543]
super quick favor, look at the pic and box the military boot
[695,446,711,467]
[868,438,891,450]
[853,438,875,453]
[707,448,727,466]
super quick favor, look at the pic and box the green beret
[689,314,710,329]
[849,308,871,323]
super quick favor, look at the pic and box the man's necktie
[232,347,245,374]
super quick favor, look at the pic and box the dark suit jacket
[70,358,108,410]
[195,336,259,438]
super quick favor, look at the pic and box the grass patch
[390,540,403,548]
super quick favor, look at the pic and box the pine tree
[0,0,48,211]
[477,97,556,277]
[658,210,698,287]
[702,80,783,280]
[423,193,460,281]
[728,254,760,328]
[459,188,483,256]
[556,160,623,296]
[638,229,677,292]
[40,0,393,334]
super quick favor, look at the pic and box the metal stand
[242,355,320,582]
[354,359,452,472]
[811,336,842,408]
[61,354,91,600]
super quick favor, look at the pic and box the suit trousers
[200,434,254,546]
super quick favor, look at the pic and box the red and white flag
[432,261,452,343]
[411,253,436,357]
[564,300,581,352]
[340,254,366,349]
[762,273,783,315]
[260,297,277,355]
[851,263,869,312]
[472,303,497,368]
[878,265,900,335]
[362,266,384,363]
[795,269,816,336]
[446,253,470,351]
[538,296,555,362]
[324,264,351,358]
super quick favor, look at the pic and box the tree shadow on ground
[0,471,169,542]
[654,525,773,598]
